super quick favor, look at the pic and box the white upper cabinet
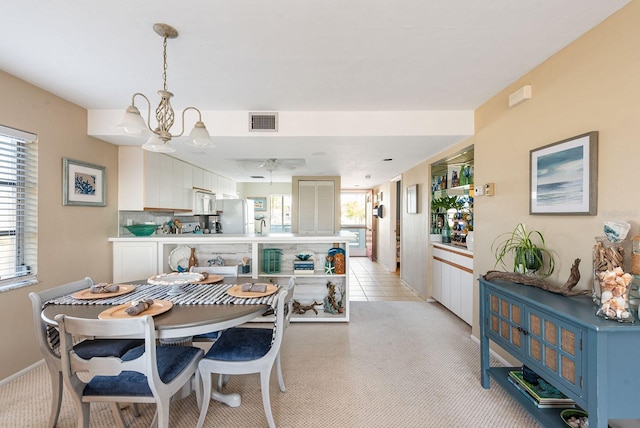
[118,146,230,212]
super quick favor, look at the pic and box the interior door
[365,190,374,260]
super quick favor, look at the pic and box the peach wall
[470,2,640,339]
[0,70,118,379]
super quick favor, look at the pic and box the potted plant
[491,223,555,277]
[431,196,463,243]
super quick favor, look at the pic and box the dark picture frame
[63,158,106,207]
[407,184,418,214]
[530,131,598,215]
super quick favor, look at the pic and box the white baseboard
[0,359,44,387]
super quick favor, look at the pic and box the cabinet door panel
[144,151,161,208]
[449,265,462,317]
[113,242,158,283]
[525,307,583,397]
[485,289,524,357]
[460,270,473,325]
[432,258,443,301]
[298,181,317,233]
[316,181,335,234]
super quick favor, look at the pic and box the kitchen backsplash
[118,211,212,236]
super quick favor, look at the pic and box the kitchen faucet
[258,218,267,234]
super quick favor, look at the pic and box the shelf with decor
[109,233,353,322]
[430,147,474,245]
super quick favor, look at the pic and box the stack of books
[293,260,315,275]
[507,370,576,409]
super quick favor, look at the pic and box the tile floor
[348,256,423,302]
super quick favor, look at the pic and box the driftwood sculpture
[483,258,589,296]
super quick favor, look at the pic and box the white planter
[466,231,474,251]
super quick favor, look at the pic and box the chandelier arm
[172,106,204,138]
[130,92,156,134]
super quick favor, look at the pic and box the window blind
[0,124,37,289]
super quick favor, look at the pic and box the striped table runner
[45,283,276,306]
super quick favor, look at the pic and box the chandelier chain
[162,35,168,92]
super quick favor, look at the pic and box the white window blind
[0,125,37,290]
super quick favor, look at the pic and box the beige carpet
[0,301,540,428]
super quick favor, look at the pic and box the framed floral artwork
[63,158,106,207]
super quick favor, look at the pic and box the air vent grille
[249,112,278,132]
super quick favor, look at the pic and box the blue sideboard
[479,277,640,428]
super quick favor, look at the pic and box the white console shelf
[110,233,354,322]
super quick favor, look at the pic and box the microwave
[193,189,216,215]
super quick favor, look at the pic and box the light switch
[484,183,495,196]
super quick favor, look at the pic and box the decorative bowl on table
[148,272,204,295]
[124,224,158,236]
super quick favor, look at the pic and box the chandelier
[114,23,214,153]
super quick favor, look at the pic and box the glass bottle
[441,220,451,243]
[188,247,198,269]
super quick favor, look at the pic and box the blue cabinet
[480,278,640,428]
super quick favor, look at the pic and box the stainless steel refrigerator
[219,199,255,234]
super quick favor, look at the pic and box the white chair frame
[56,314,203,428]
[29,277,141,428]
[196,277,295,428]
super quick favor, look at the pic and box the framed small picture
[407,184,418,214]
[251,197,267,211]
[63,158,106,207]
[530,131,598,215]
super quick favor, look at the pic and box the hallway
[348,256,423,302]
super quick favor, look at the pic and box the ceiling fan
[256,158,302,171]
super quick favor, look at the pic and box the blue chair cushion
[205,327,272,361]
[193,331,220,340]
[73,339,144,359]
[83,345,201,397]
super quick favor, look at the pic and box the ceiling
[0,1,629,188]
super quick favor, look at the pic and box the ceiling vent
[249,112,278,132]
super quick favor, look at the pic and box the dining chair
[196,276,296,428]
[28,277,144,428]
[56,313,204,428]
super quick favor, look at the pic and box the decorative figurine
[323,280,344,314]
[324,255,335,274]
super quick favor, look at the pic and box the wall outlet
[474,186,484,196]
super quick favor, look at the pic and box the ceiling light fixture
[114,23,214,153]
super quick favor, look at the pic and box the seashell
[621,311,631,319]
[622,273,633,285]
[604,271,616,281]
[612,286,626,297]
[601,290,613,302]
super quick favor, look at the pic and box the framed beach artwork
[251,197,267,211]
[63,158,106,207]
[529,131,598,215]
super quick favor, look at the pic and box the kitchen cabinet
[109,233,353,322]
[431,244,473,325]
[480,278,640,428]
[113,241,158,283]
[298,180,335,235]
[118,146,230,211]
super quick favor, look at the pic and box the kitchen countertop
[431,241,473,256]
[110,231,357,243]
